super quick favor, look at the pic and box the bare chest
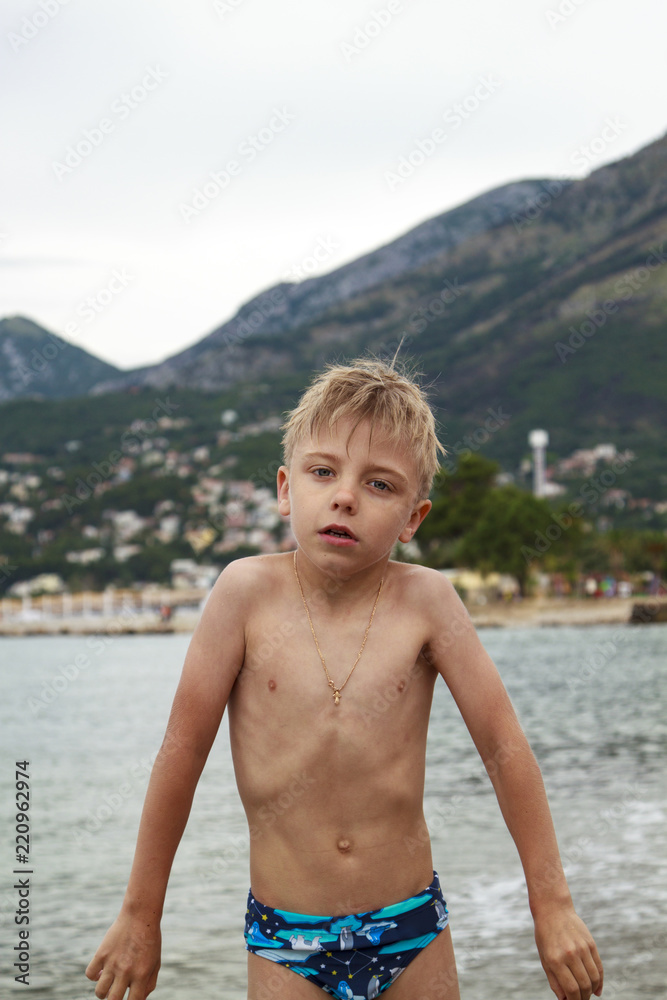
[235,598,436,731]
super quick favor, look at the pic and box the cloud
[1,0,666,366]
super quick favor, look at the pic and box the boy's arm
[86,559,250,1000]
[424,573,603,1000]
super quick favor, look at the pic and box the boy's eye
[314,468,332,477]
[370,479,390,491]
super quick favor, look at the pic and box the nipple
[397,679,406,693]
[268,679,277,691]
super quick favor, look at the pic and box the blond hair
[281,357,445,499]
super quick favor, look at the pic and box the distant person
[86,357,603,999]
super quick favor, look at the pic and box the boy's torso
[226,554,441,915]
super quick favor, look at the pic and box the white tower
[528,429,549,497]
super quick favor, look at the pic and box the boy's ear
[277,466,291,516]
[398,499,432,544]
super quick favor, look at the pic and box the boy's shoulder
[212,552,296,605]
[388,559,458,592]
[214,551,289,591]
[387,560,462,615]
[200,553,291,630]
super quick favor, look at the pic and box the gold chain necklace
[293,551,384,706]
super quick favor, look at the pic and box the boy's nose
[330,483,358,513]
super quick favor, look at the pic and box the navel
[337,839,351,853]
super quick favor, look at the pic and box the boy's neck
[293,549,390,609]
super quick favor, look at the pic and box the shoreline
[468,596,644,628]
[0,609,201,636]
[1,596,665,635]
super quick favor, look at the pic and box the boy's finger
[552,963,586,1000]
[581,949,602,995]
[92,967,113,998]
[126,966,158,1000]
[85,955,102,981]
[544,967,566,1000]
[95,969,128,1000]
[128,979,152,1000]
[593,948,604,995]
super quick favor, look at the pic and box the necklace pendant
[293,551,383,711]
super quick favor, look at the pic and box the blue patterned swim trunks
[244,870,448,998]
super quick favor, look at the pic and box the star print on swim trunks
[244,871,449,997]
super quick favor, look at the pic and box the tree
[457,485,552,595]
[420,453,500,563]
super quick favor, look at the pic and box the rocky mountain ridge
[2,131,666,496]
[0,178,556,399]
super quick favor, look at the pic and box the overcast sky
[2,0,665,369]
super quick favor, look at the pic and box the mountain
[0,316,122,401]
[2,131,666,492]
[92,130,667,491]
[89,178,558,393]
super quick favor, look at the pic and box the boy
[86,358,603,1000]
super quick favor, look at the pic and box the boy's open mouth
[320,524,358,542]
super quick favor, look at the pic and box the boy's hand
[85,912,161,1000]
[534,905,603,1000]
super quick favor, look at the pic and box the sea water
[0,624,665,999]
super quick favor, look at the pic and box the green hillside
[0,316,122,400]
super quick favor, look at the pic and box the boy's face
[277,418,431,573]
